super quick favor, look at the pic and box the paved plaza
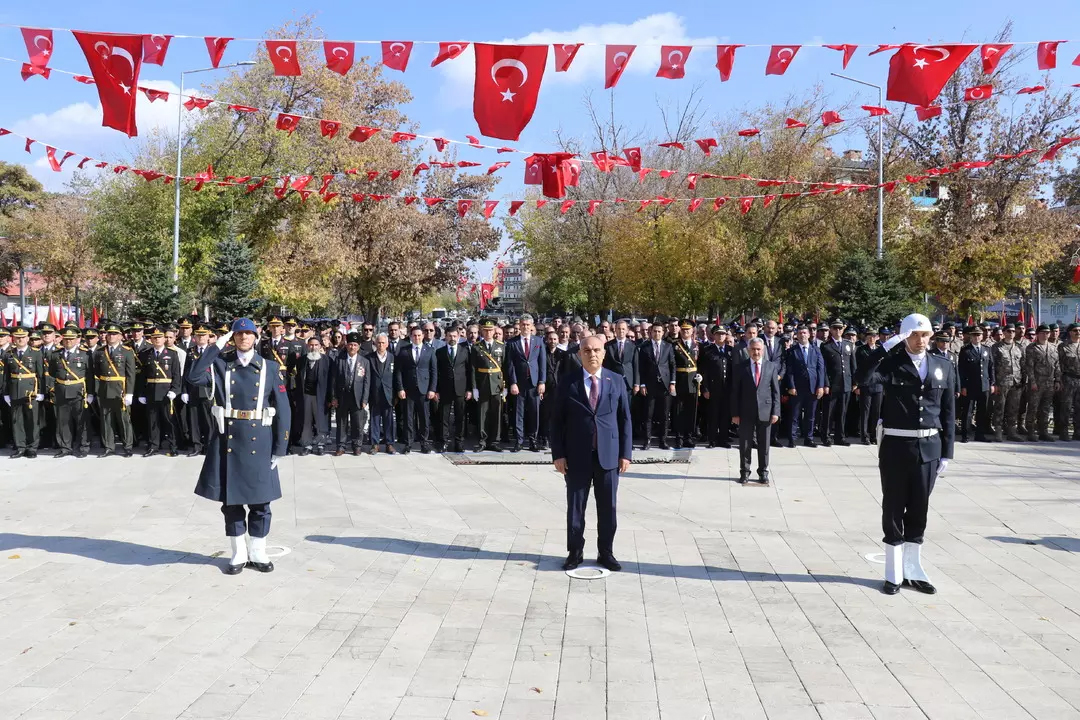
[1,442,1080,720]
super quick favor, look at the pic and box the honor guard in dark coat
[187,318,291,575]
[672,320,702,448]
[48,327,93,457]
[126,321,150,445]
[4,327,45,458]
[861,313,955,596]
[137,327,182,456]
[92,323,136,457]
[957,326,996,442]
[330,332,370,456]
[819,319,856,446]
[471,317,506,451]
[182,324,215,456]
[699,326,732,448]
[854,328,884,445]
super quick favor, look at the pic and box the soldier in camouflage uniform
[991,323,1024,441]
[944,322,964,365]
[1023,324,1061,442]
[1058,323,1080,441]
[1015,325,1032,435]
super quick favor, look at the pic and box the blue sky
[0,0,1077,271]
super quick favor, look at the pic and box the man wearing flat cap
[182,324,215,456]
[92,322,137,457]
[138,326,182,457]
[957,325,995,443]
[4,326,45,458]
[48,327,93,457]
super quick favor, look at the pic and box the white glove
[138,397,147,405]
[883,330,910,351]
[216,330,234,350]
[181,393,189,404]
[3,395,9,406]
[694,373,703,383]
[123,394,133,407]
[937,458,949,475]
[35,394,44,402]
[167,391,176,400]
[270,456,282,470]
[86,395,94,405]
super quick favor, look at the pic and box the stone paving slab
[1,441,1079,719]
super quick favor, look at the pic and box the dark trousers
[879,438,938,545]
[822,390,850,441]
[336,401,367,450]
[675,392,697,443]
[706,388,731,446]
[131,399,147,445]
[478,393,501,446]
[146,399,177,451]
[402,392,430,447]
[513,387,540,444]
[538,394,553,445]
[439,395,466,448]
[186,398,213,451]
[858,391,883,441]
[370,401,394,445]
[40,400,57,449]
[643,386,670,442]
[787,391,817,441]
[566,453,619,556]
[10,398,39,451]
[99,397,133,451]
[54,398,88,453]
[289,389,304,445]
[222,503,271,538]
[300,393,327,448]
[959,390,990,440]
[738,420,771,477]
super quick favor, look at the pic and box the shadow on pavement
[0,533,220,566]
[986,535,1080,552]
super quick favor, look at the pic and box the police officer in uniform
[862,313,955,596]
[991,323,1024,441]
[672,320,701,448]
[4,327,45,458]
[187,318,291,575]
[93,322,136,457]
[699,325,732,448]
[471,318,506,452]
[854,327,883,445]
[820,319,856,446]
[137,327,182,457]
[183,324,215,456]
[49,327,93,457]
[957,326,996,442]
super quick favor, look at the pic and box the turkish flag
[862,105,890,117]
[590,152,615,172]
[508,200,525,216]
[695,138,718,155]
[688,198,704,213]
[320,120,341,138]
[382,41,413,72]
[915,105,942,121]
[183,96,213,111]
[457,200,473,218]
[73,31,145,137]
[821,111,844,126]
[624,147,642,171]
[204,37,231,68]
[964,84,993,101]
[885,44,976,107]
[524,155,544,185]
[143,87,170,102]
[45,147,74,172]
[560,200,576,215]
[483,200,499,218]
[487,161,510,174]
[980,43,1011,74]
[543,153,575,199]
[142,34,171,65]
[472,43,548,141]
[432,42,469,66]
[324,41,355,75]
[605,45,635,89]
[784,117,807,128]
[737,128,760,137]
[1037,41,1063,70]
[562,158,582,187]
[587,200,603,216]
[554,43,582,72]
[824,44,857,69]
[715,44,742,82]
[765,45,800,75]
[348,126,380,143]
[267,40,301,76]
[276,113,301,134]
[21,64,50,81]
[657,45,691,79]
[1018,85,1046,95]
[739,197,753,214]
[22,28,53,69]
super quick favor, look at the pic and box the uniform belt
[146,378,173,383]
[96,375,124,381]
[225,409,264,420]
[11,373,36,379]
[475,368,502,374]
[882,428,937,438]
[676,367,699,373]
[54,378,85,385]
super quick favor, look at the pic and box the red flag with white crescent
[320,120,341,138]
[964,84,993,102]
[457,200,473,218]
[142,34,171,65]
[266,40,301,76]
[524,155,544,185]
[73,31,145,137]
[324,41,355,75]
[554,43,582,72]
[276,113,301,134]
[915,105,943,121]
[821,111,844,126]
[22,28,53,69]
[656,45,691,79]
[980,43,1011,74]
[483,200,499,218]
[381,41,413,71]
[785,117,807,128]
[473,43,548,141]
[204,37,231,68]
[432,42,469,66]
[885,44,976,107]
[605,45,635,89]
[715,44,742,82]
[862,105,890,117]
[1037,41,1063,70]
[765,45,800,75]
[508,200,525,216]
[623,147,642,171]
[739,197,753,214]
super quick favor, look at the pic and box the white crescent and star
[390,42,406,56]
[332,46,349,59]
[491,58,528,102]
[447,43,464,56]
[777,47,795,62]
[33,34,51,57]
[970,87,985,99]
[612,51,630,68]
[151,34,166,49]
[275,45,294,62]
[985,46,999,57]
[912,45,950,70]
[667,49,684,68]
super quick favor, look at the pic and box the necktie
[589,375,599,410]
[524,338,529,356]
[803,346,808,363]
[654,342,659,357]
[754,362,761,387]
[619,340,624,356]
[449,345,454,361]
[413,346,419,363]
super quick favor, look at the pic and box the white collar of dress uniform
[236,349,256,367]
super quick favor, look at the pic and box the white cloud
[436,13,720,107]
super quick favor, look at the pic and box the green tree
[128,259,181,321]
[829,249,923,327]
[0,162,45,287]
[209,233,262,318]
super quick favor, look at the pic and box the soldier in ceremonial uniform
[92,323,136,457]
[1059,323,1080,441]
[0,327,9,448]
[137,327,182,457]
[1023,324,1061,442]
[4,327,45,458]
[672,320,701,448]
[37,322,58,450]
[176,317,194,352]
[471,317,506,452]
[862,313,955,596]
[699,325,732,448]
[48,327,93,457]
[820,319,856,446]
[183,324,215,456]
[957,326,996,442]
[187,318,291,575]
[991,324,1024,441]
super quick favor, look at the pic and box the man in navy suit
[394,326,438,454]
[637,323,676,449]
[603,319,640,397]
[731,338,780,484]
[550,336,633,572]
[505,314,547,452]
[783,325,827,448]
[367,333,396,454]
[435,325,472,453]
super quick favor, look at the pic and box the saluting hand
[216,331,233,350]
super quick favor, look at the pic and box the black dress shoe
[122,449,133,458]
[144,448,158,458]
[860,438,871,445]
[529,442,539,452]
[224,563,244,575]
[685,440,696,449]
[247,560,274,573]
[299,447,311,456]
[453,444,465,453]
[510,443,521,452]
[421,445,431,454]
[756,473,770,485]
[804,439,817,448]
[353,448,363,456]
[902,579,937,595]
[25,450,37,459]
[314,446,324,456]
[821,439,833,447]
[737,475,748,484]
[770,439,782,448]
[641,440,652,450]
[562,552,583,571]
[837,439,851,447]
[54,450,70,459]
[718,442,731,449]
[597,554,622,572]
[658,441,670,450]
[10,450,25,459]
[882,581,900,595]
[75,451,88,458]
[402,446,412,455]
[187,448,201,457]
[787,440,796,449]
[488,444,503,452]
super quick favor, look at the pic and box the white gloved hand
[937,458,949,475]
[270,456,282,470]
[181,393,189,404]
[86,395,94,404]
[882,330,910,351]
[138,397,147,405]
[694,373,703,383]
[3,395,10,406]
[216,330,234,350]
[35,394,44,402]
[166,391,176,400]
[124,394,133,406]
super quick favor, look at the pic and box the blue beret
[231,318,257,333]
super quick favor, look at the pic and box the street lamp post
[172,61,256,294]
[831,73,885,261]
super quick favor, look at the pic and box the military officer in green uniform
[672,319,702,448]
[0,327,9,448]
[92,322,137,457]
[4,326,45,458]
[138,326,182,457]
[48,327,93,457]
[471,317,506,451]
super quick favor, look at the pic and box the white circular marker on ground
[565,564,611,580]
[265,545,291,558]
[865,552,885,564]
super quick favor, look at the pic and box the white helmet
[899,313,933,336]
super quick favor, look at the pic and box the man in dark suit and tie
[435,325,472,453]
[603,319,639,398]
[367,333,396,454]
[330,332,370,456]
[731,337,780,484]
[394,326,437,454]
[783,325,827,448]
[550,336,633,572]
[637,323,676,449]
[505,314,547,452]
